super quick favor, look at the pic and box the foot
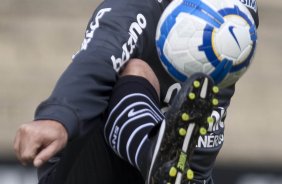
[146,73,219,184]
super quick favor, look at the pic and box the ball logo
[228,26,241,50]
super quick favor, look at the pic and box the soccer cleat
[146,73,219,184]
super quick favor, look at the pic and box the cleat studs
[187,169,194,180]
[212,86,219,94]
[181,113,190,121]
[199,127,207,135]
[169,167,177,177]
[207,116,214,124]
[188,92,196,100]
[212,98,219,106]
[179,128,187,136]
[193,80,201,88]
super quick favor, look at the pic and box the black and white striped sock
[104,76,164,171]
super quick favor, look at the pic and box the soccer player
[13,0,259,183]
[104,59,221,183]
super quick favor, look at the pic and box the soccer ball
[155,0,257,88]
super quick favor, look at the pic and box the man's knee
[121,59,160,97]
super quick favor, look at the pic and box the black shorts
[38,122,144,184]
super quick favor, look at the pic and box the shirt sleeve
[34,0,165,140]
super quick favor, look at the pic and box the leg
[104,59,164,173]
[104,59,219,184]
[120,58,161,98]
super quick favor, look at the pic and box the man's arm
[13,4,124,168]
[13,0,164,168]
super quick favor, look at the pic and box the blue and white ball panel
[156,0,257,86]
[166,14,213,75]
[156,0,187,81]
[156,0,215,81]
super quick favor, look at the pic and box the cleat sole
[147,73,218,184]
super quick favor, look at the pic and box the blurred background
[0,0,281,183]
